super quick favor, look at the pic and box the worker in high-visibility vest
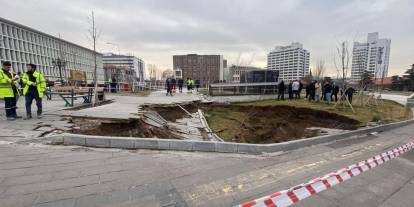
[0,61,21,120]
[22,63,46,119]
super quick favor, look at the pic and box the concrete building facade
[229,65,264,83]
[173,54,227,87]
[351,32,391,80]
[102,53,145,82]
[0,17,104,83]
[103,64,136,89]
[267,42,310,82]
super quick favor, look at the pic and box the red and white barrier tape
[234,141,414,207]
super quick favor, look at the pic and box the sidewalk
[0,119,413,207]
[66,90,202,120]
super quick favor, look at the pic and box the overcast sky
[1,0,413,76]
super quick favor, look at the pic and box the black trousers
[277,92,284,100]
[4,97,17,117]
[25,89,42,115]
[308,91,315,102]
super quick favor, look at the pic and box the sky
[1,0,413,76]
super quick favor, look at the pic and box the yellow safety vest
[0,68,18,98]
[22,71,46,98]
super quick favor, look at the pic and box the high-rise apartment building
[267,42,310,82]
[173,54,227,87]
[0,17,104,83]
[102,53,145,82]
[351,32,391,80]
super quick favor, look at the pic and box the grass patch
[112,90,151,97]
[204,96,412,143]
[233,97,412,125]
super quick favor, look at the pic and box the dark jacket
[333,85,340,94]
[177,79,184,85]
[345,87,355,96]
[165,79,172,88]
[324,83,333,93]
[278,81,285,92]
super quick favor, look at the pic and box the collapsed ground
[70,98,413,144]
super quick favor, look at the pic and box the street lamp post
[52,58,66,85]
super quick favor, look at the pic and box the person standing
[288,81,293,100]
[165,78,173,96]
[315,81,322,102]
[111,77,117,93]
[171,78,176,94]
[308,81,316,102]
[292,80,300,100]
[177,78,183,93]
[332,83,339,102]
[22,63,46,119]
[298,81,303,99]
[305,83,310,99]
[277,80,285,100]
[323,82,333,104]
[0,61,21,120]
[345,86,356,104]
[186,78,191,93]
[187,78,194,93]
[195,79,200,92]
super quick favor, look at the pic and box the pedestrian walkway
[0,119,413,207]
[66,90,202,120]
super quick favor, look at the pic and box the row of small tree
[390,64,414,91]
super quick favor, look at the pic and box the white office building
[351,32,391,80]
[267,42,310,82]
[0,17,104,83]
[102,53,145,82]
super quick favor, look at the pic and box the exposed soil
[69,117,182,139]
[203,105,360,144]
[69,103,361,144]
[146,104,200,122]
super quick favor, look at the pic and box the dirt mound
[204,105,360,144]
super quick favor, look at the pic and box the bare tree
[88,11,99,106]
[313,59,326,80]
[333,41,354,112]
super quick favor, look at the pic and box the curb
[45,119,414,154]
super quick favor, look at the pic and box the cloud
[0,0,413,74]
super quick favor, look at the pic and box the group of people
[277,79,356,104]
[165,77,200,96]
[0,61,46,121]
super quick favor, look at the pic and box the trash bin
[124,83,129,92]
